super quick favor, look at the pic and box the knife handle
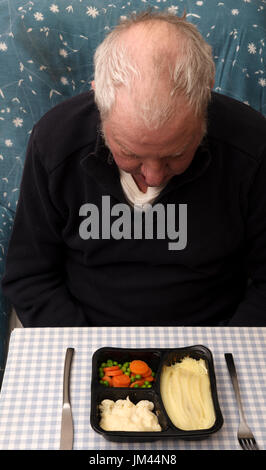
[63,348,74,405]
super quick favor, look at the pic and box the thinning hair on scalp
[93,10,215,129]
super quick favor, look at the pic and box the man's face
[102,94,205,192]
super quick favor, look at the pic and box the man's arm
[228,149,266,326]
[1,127,88,327]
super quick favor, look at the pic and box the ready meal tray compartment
[90,346,223,442]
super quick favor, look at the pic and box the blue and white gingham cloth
[0,326,265,450]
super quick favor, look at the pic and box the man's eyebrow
[114,135,190,157]
[114,139,139,156]
[113,136,132,154]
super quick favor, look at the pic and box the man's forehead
[107,107,198,142]
[103,86,203,155]
[107,123,193,158]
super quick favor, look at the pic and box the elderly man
[2,11,266,327]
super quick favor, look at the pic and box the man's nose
[141,160,166,187]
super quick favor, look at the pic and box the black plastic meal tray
[90,345,223,442]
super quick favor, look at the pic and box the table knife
[60,347,75,450]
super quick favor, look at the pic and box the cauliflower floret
[99,396,161,432]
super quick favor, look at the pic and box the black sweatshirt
[2,91,266,326]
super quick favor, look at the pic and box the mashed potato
[160,356,216,430]
[99,396,162,431]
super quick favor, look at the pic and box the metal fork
[225,353,259,450]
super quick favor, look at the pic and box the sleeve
[228,149,266,326]
[1,126,88,327]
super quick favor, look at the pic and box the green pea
[135,374,142,380]
[134,384,139,388]
[99,371,104,378]
[103,380,109,386]
[101,362,107,368]
[113,361,118,366]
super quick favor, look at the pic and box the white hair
[93,10,215,128]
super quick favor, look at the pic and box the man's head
[93,10,215,191]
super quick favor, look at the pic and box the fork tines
[239,437,259,451]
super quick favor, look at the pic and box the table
[0,326,265,450]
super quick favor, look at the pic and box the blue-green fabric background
[0,0,265,379]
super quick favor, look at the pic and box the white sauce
[99,396,162,432]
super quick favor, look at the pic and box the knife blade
[60,347,75,450]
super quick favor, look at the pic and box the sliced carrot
[105,369,124,376]
[102,375,113,386]
[142,367,152,377]
[129,360,149,376]
[103,365,120,372]
[143,375,154,382]
[112,374,131,387]
[130,379,145,388]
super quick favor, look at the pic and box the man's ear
[91,80,95,90]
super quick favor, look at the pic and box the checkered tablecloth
[0,326,265,450]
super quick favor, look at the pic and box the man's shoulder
[207,92,266,160]
[32,90,100,171]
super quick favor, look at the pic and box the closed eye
[122,152,184,159]
[120,149,185,160]
[170,153,184,159]
[122,151,139,159]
